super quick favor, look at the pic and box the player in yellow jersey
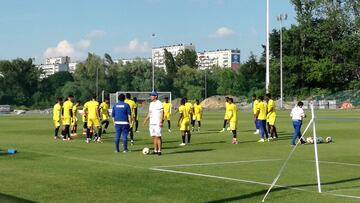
[62,95,74,141]
[84,95,102,143]
[100,98,110,134]
[162,97,172,132]
[82,100,89,135]
[71,100,80,137]
[53,97,63,139]
[125,93,136,145]
[192,99,202,132]
[266,93,278,139]
[227,98,238,144]
[256,96,269,142]
[220,97,230,132]
[252,94,260,134]
[178,98,192,146]
[133,97,140,133]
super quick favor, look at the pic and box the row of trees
[0,0,359,108]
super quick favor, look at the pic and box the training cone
[7,149,17,154]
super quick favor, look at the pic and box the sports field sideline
[0,109,359,202]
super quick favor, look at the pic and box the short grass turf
[0,109,360,203]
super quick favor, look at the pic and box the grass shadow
[167,148,215,155]
[0,193,37,203]
[206,177,360,202]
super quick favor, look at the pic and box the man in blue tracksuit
[112,93,132,153]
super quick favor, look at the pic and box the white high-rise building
[68,62,78,73]
[45,56,70,65]
[38,56,75,78]
[197,49,241,70]
[152,43,195,69]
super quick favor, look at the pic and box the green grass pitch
[0,109,360,202]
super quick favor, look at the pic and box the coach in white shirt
[290,101,306,145]
[143,90,164,155]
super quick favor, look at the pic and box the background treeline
[0,0,359,108]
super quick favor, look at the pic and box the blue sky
[0,0,296,63]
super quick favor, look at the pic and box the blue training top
[112,101,131,124]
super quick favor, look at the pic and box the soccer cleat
[150,151,158,155]
[219,128,225,133]
[130,140,134,145]
[257,139,265,143]
[97,138,102,143]
[168,129,171,133]
[253,130,260,134]
[102,130,106,134]
[136,130,140,133]
[266,138,270,142]
[157,151,162,156]
[123,150,128,153]
[67,137,71,141]
[179,143,186,146]
[54,136,59,140]
[198,127,200,132]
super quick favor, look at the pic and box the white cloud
[114,39,150,53]
[44,39,89,60]
[76,39,91,49]
[209,27,234,38]
[44,40,75,58]
[85,30,106,39]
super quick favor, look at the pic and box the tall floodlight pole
[151,33,156,91]
[277,13,287,109]
[205,56,209,99]
[96,66,99,100]
[266,0,270,93]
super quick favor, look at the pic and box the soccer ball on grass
[142,147,150,155]
[316,137,324,144]
[306,137,314,144]
[325,136,333,143]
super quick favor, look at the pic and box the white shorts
[149,125,162,137]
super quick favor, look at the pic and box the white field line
[23,149,146,169]
[156,159,281,168]
[150,167,307,192]
[317,161,360,167]
[151,165,360,200]
[22,150,360,199]
[327,188,360,193]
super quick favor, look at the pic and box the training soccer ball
[325,136,333,143]
[316,137,324,144]
[306,137,314,144]
[142,147,150,155]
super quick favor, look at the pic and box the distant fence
[301,100,337,110]
[0,105,11,114]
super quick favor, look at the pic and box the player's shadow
[0,193,37,203]
[167,148,215,154]
[189,141,226,146]
[206,176,360,202]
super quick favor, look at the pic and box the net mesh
[109,91,172,108]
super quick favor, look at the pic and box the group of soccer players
[52,94,205,149]
[53,94,118,143]
[251,93,278,142]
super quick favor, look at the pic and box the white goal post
[262,103,321,202]
[109,91,172,108]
